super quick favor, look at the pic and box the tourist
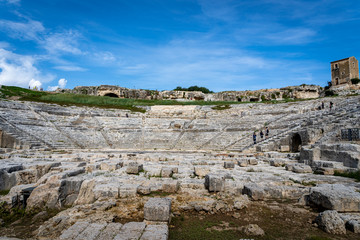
[321,101,324,109]
[126,113,129,118]
[330,101,333,110]
[260,130,264,140]
[253,132,257,144]
[265,127,269,139]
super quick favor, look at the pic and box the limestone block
[114,222,146,240]
[285,164,295,171]
[223,161,235,169]
[233,195,250,210]
[269,159,285,167]
[137,185,151,195]
[126,162,143,174]
[144,198,172,222]
[237,159,248,167]
[100,161,122,171]
[280,145,290,152]
[85,164,100,173]
[204,174,225,192]
[95,223,123,240]
[243,224,265,236]
[0,170,16,191]
[292,164,312,173]
[346,220,360,233]
[14,169,37,185]
[119,184,138,198]
[161,180,179,193]
[248,158,258,165]
[314,167,334,175]
[161,167,173,178]
[309,184,360,212]
[140,224,169,240]
[75,222,107,240]
[59,221,90,240]
[93,183,119,200]
[315,210,346,234]
[26,179,61,209]
[194,166,210,178]
[242,184,265,201]
[74,180,96,205]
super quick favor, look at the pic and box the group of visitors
[318,101,334,110]
[253,127,269,144]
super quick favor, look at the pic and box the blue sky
[0,0,359,92]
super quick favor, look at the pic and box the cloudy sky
[0,0,359,92]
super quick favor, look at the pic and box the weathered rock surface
[315,210,346,234]
[309,184,360,212]
[144,198,171,222]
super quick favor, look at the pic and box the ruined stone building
[331,56,359,86]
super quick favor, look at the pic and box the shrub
[271,93,276,99]
[324,81,332,90]
[261,95,266,101]
[351,78,360,84]
[173,86,214,94]
[324,90,335,96]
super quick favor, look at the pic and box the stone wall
[58,84,322,102]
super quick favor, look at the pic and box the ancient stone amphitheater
[0,95,360,239]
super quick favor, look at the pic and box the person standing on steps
[330,101,334,111]
[321,101,325,110]
[265,127,269,139]
[253,131,257,144]
[260,130,264,141]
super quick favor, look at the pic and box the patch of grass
[148,191,172,197]
[170,216,240,240]
[211,104,231,110]
[334,170,360,181]
[0,190,10,196]
[290,179,316,186]
[306,236,332,240]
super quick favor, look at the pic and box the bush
[173,86,214,94]
[261,95,267,101]
[351,78,360,84]
[324,81,332,90]
[324,90,335,96]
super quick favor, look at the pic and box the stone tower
[331,56,359,86]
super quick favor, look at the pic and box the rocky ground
[1,148,360,239]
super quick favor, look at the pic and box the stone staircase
[0,115,50,150]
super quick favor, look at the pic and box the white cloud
[47,78,67,91]
[0,48,54,88]
[29,79,41,89]
[43,30,82,55]
[93,51,116,63]
[0,18,44,41]
[54,65,87,72]
[58,78,67,88]
[265,28,316,45]
[0,0,20,5]
[0,17,82,56]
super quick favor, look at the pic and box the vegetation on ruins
[0,85,343,114]
[334,170,360,181]
[351,78,360,84]
[324,90,335,97]
[173,85,214,93]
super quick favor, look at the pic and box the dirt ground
[1,200,360,240]
[169,201,360,240]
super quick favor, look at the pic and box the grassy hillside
[0,85,241,112]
